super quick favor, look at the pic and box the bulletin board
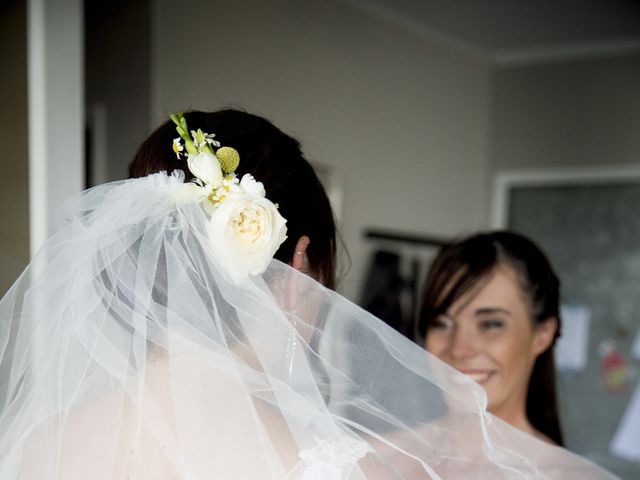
[492,166,640,480]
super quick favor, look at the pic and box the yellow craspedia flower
[216,146,240,174]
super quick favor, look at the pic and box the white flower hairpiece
[170,112,287,282]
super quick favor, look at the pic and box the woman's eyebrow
[474,307,511,316]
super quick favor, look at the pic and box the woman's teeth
[464,372,491,383]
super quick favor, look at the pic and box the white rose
[187,152,223,188]
[206,187,287,283]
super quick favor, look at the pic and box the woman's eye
[479,319,504,331]
[430,316,453,330]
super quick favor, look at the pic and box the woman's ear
[290,235,311,273]
[532,317,558,356]
[285,236,311,312]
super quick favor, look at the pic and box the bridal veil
[0,170,616,479]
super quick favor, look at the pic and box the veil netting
[0,171,617,479]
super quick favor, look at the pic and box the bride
[0,109,617,478]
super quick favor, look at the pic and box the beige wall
[0,0,29,296]
[152,0,492,299]
[490,54,640,171]
[6,1,637,302]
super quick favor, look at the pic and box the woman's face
[424,265,552,419]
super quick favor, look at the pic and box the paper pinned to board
[555,304,591,371]
[632,328,640,360]
[610,381,640,462]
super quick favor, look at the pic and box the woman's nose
[449,327,478,360]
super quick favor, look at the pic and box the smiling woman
[417,230,563,445]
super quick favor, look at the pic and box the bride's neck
[492,405,556,445]
[488,389,555,445]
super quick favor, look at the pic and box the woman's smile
[457,369,495,384]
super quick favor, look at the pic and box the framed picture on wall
[491,165,640,479]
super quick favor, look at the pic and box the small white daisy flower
[172,138,184,159]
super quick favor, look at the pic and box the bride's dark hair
[417,231,564,446]
[128,109,337,289]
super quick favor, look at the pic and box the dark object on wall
[364,229,447,247]
[361,229,448,340]
[360,250,410,337]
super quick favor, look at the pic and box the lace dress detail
[296,436,370,480]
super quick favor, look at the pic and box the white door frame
[28,0,84,256]
[491,165,640,229]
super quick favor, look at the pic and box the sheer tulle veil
[0,171,618,478]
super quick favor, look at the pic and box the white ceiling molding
[494,37,640,66]
[337,0,493,60]
[338,0,640,66]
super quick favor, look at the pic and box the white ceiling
[343,0,640,65]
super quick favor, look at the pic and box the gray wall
[490,54,640,171]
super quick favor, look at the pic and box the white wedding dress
[0,172,618,479]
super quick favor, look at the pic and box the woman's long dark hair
[417,231,564,446]
[128,109,337,289]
